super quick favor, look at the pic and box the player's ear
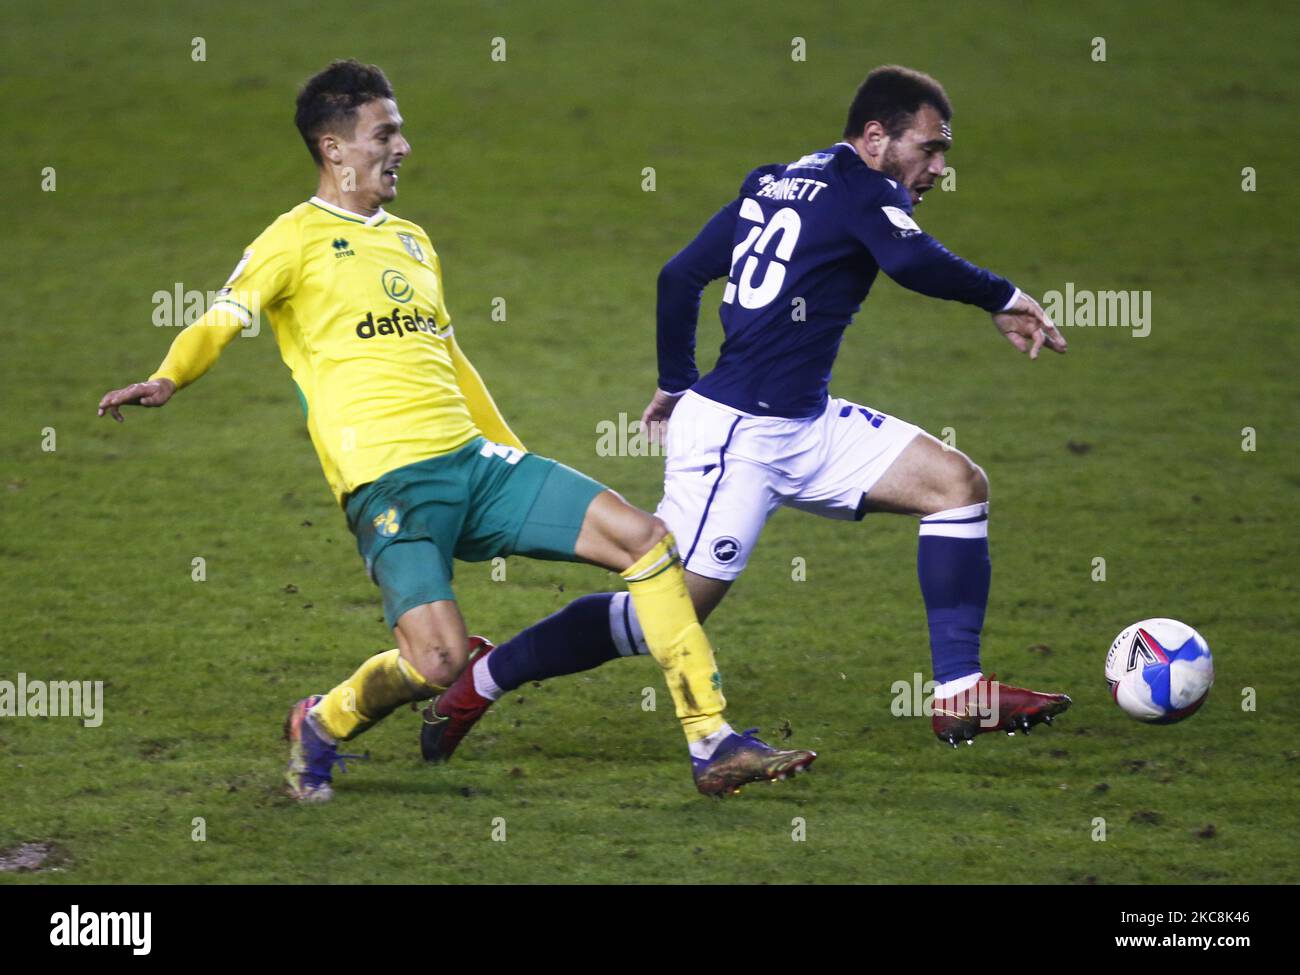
[320,133,342,165]
[862,120,888,156]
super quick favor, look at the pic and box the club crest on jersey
[711,536,742,564]
[396,232,425,263]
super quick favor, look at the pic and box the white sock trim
[921,501,989,523]
[919,521,988,539]
[933,672,983,698]
[623,549,676,584]
[920,502,989,539]
[609,592,650,657]
[472,654,503,701]
[687,722,735,760]
[304,707,336,745]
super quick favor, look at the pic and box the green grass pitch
[2,0,1297,883]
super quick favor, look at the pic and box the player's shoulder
[739,161,787,197]
[829,144,912,209]
[380,211,438,252]
[375,207,414,229]
[738,143,907,209]
[282,200,316,222]
[252,203,311,241]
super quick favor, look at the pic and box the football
[1105,618,1214,723]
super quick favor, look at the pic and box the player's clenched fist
[992,292,1067,360]
[97,378,176,422]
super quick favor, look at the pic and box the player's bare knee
[622,513,668,563]
[409,639,467,688]
[931,454,988,512]
[645,515,669,548]
[396,619,468,687]
[964,463,990,506]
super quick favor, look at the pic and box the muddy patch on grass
[0,841,66,873]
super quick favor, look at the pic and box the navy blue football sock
[917,502,991,684]
[486,592,647,693]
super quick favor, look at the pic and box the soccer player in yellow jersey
[97,59,814,800]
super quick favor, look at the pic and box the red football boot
[932,674,1071,747]
[420,636,495,763]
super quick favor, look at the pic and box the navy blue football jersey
[657,142,1016,417]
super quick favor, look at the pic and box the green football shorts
[345,437,608,628]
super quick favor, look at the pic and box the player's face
[880,103,951,205]
[337,98,411,206]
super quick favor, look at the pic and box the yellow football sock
[622,534,726,742]
[310,648,442,741]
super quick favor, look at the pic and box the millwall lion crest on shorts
[396,232,425,263]
[710,536,742,565]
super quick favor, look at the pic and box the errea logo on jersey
[355,306,448,339]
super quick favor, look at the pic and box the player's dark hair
[295,59,395,166]
[843,65,952,140]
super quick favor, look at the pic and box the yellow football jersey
[150,196,518,505]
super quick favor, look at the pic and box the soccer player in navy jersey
[422,65,1072,779]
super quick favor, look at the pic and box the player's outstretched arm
[97,378,176,422]
[96,304,246,422]
[99,218,296,423]
[991,290,1067,360]
[855,190,1065,361]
